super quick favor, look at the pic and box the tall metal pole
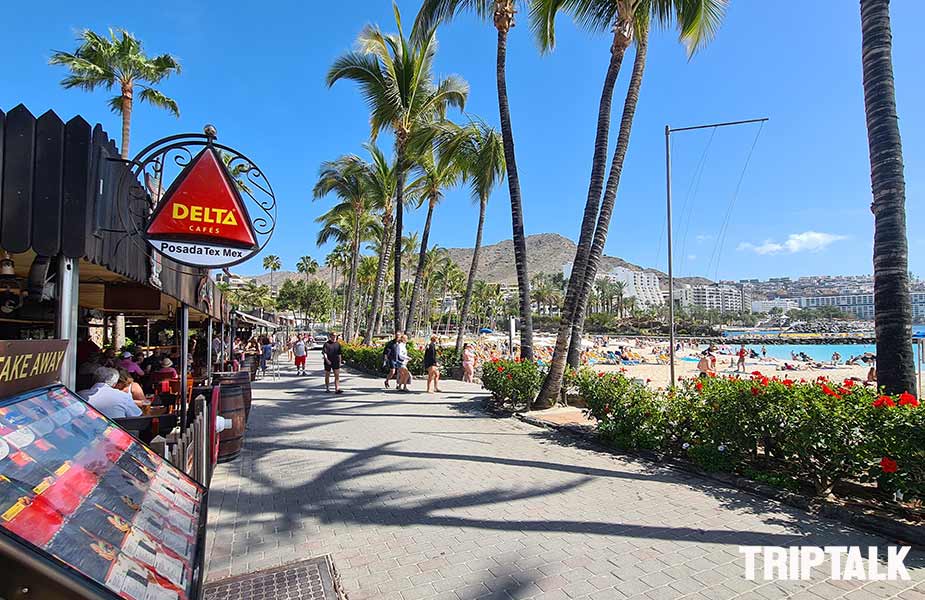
[56,257,79,390]
[665,126,677,387]
[663,117,767,388]
[179,304,189,429]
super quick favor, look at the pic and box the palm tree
[314,156,378,341]
[450,122,506,352]
[262,255,282,294]
[415,0,535,360]
[404,131,466,333]
[861,0,915,394]
[50,28,180,160]
[361,144,398,344]
[613,280,626,317]
[297,256,319,281]
[533,0,727,406]
[327,6,468,333]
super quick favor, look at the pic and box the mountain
[235,233,712,288]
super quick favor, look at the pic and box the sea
[715,325,925,363]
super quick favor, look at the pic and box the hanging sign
[144,145,260,268]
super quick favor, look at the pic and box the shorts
[390,360,400,370]
[294,355,306,368]
[324,361,341,372]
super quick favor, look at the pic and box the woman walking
[396,334,411,392]
[424,335,442,393]
[461,343,475,383]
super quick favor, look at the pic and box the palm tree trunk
[393,146,406,333]
[567,31,648,371]
[365,213,393,344]
[536,26,631,405]
[494,5,534,362]
[344,222,361,342]
[405,199,436,333]
[861,0,915,394]
[457,199,487,353]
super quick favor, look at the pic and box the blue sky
[1,1,923,281]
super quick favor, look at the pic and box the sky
[1,1,923,281]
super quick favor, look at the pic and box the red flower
[817,375,828,382]
[782,379,794,388]
[880,457,898,474]
[873,396,895,408]
[645,378,652,384]
[751,387,760,397]
[708,372,716,378]
[820,384,840,399]
[620,368,628,373]
[899,392,919,407]
[695,381,703,392]
[506,374,512,380]
[751,371,762,376]
[496,366,504,373]
[842,379,855,389]
[491,357,499,363]
[598,372,605,378]
[760,376,770,387]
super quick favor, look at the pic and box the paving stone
[202,356,925,599]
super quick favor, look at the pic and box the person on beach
[424,335,442,393]
[322,332,343,393]
[292,334,307,376]
[736,345,747,372]
[761,345,767,359]
[697,354,713,378]
[383,331,402,388]
[461,343,475,383]
[395,334,411,391]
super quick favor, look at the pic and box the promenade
[203,352,924,599]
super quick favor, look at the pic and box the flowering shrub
[575,369,925,498]
[480,358,544,407]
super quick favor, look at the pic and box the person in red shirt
[736,344,747,373]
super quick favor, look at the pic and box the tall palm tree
[262,255,282,293]
[404,133,466,333]
[861,0,915,394]
[361,144,398,343]
[533,0,727,406]
[327,6,468,333]
[50,28,181,160]
[415,0,535,360]
[297,256,319,281]
[613,280,626,317]
[451,122,506,352]
[314,156,378,341]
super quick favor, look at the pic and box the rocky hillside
[238,233,712,288]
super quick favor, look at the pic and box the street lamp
[665,117,768,386]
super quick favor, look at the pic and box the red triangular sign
[146,147,257,248]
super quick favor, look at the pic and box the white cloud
[737,231,847,255]
[687,254,697,261]
[695,234,713,243]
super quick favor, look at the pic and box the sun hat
[160,358,173,368]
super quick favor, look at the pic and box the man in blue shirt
[78,367,142,419]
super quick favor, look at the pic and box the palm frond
[138,86,180,117]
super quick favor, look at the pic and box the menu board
[0,385,205,600]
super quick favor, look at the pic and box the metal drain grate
[204,556,339,600]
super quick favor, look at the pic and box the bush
[480,358,544,408]
[341,343,459,378]
[575,369,925,498]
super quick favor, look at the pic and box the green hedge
[341,343,460,378]
[480,358,545,407]
[575,369,925,498]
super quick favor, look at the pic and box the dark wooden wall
[0,104,225,319]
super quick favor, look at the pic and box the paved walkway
[203,353,924,599]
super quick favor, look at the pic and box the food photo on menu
[0,385,205,600]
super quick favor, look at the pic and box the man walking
[383,331,401,389]
[323,332,343,394]
[292,334,307,376]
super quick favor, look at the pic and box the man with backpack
[383,331,402,389]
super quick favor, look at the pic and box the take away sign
[145,146,259,268]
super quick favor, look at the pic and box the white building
[672,284,751,313]
[603,266,663,307]
[215,271,248,290]
[751,298,799,314]
[798,292,925,321]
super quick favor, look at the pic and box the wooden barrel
[216,384,246,463]
[242,355,258,382]
[212,371,252,422]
